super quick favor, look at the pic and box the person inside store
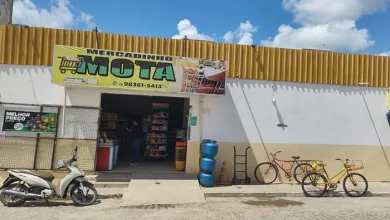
[125,119,144,165]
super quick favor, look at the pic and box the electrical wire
[16,0,34,26]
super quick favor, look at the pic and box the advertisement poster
[2,111,58,133]
[52,45,228,95]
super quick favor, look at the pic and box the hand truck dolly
[232,146,251,185]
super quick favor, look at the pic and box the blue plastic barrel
[202,139,211,143]
[202,140,218,157]
[199,172,214,187]
[200,157,216,173]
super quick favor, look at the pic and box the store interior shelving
[145,103,169,160]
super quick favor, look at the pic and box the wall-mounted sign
[2,111,57,133]
[189,116,198,126]
[52,45,228,95]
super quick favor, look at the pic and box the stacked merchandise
[199,140,219,187]
[175,141,187,171]
[146,103,169,160]
[99,112,117,142]
[176,129,187,141]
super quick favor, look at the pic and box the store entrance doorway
[98,93,190,173]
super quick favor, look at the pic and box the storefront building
[1,25,390,181]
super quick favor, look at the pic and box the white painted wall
[0,65,64,105]
[0,65,100,107]
[202,78,390,146]
[3,64,389,147]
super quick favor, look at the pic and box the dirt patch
[242,198,304,207]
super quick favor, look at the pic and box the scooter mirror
[74,146,78,152]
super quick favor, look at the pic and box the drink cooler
[96,143,119,171]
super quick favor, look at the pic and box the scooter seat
[18,170,55,182]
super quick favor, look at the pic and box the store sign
[52,45,228,95]
[2,110,58,133]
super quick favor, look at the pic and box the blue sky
[10,0,390,55]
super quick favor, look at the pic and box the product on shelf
[99,112,118,142]
[146,103,169,160]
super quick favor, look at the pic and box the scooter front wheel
[70,183,98,206]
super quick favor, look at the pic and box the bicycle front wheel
[301,172,328,197]
[254,162,278,184]
[343,173,368,197]
[293,163,313,184]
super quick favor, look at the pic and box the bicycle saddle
[291,156,300,159]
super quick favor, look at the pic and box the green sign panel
[189,116,197,126]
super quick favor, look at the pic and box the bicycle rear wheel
[293,163,313,184]
[254,162,278,184]
[301,172,328,197]
[343,173,368,197]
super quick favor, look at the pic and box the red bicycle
[254,151,313,184]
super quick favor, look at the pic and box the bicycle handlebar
[270,151,282,157]
[335,158,350,163]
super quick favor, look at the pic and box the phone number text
[121,82,162,89]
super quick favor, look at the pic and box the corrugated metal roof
[0,25,389,87]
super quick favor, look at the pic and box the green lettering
[110,59,134,78]
[135,60,156,79]
[152,62,175,82]
[77,55,108,76]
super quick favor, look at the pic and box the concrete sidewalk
[2,169,390,199]
[121,173,205,206]
[201,182,390,197]
[61,182,390,199]
[93,182,390,199]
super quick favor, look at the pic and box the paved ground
[202,182,390,197]
[122,173,205,206]
[1,197,390,220]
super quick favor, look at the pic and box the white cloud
[223,21,257,45]
[261,21,374,52]
[262,0,390,52]
[282,0,389,25]
[379,51,390,56]
[78,12,97,30]
[172,19,214,41]
[223,31,234,43]
[172,19,257,45]
[13,0,97,30]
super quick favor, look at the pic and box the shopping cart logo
[57,56,84,74]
